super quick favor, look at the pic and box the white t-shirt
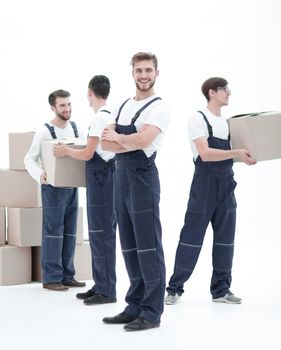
[24,121,85,184]
[112,95,170,157]
[188,108,229,160]
[88,107,115,162]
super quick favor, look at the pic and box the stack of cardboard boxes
[0,132,92,286]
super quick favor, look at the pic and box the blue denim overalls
[167,111,237,298]
[41,122,79,284]
[86,147,116,297]
[115,97,166,324]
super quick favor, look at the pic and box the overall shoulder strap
[115,99,130,123]
[69,121,79,138]
[131,97,162,125]
[100,109,111,114]
[197,111,213,137]
[44,123,57,139]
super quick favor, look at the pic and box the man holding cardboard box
[53,76,117,305]
[165,77,256,306]
[24,89,86,291]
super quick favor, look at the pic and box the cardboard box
[0,246,31,285]
[41,140,86,187]
[7,207,84,247]
[73,241,92,281]
[9,132,35,170]
[0,170,41,207]
[229,111,281,161]
[32,241,92,282]
[0,208,5,245]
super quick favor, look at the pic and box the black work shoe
[76,289,95,300]
[103,312,137,324]
[43,283,69,291]
[62,279,86,288]
[124,318,160,331]
[84,294,117,305]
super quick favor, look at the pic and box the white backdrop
[1,0,281,303]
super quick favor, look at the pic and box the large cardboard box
[229,111,281,161]
[0,246,31,285]
[7,207,84,247]
[9,132,35,170]
[32,241,92,282]
[0,208,5,245]
[0,170,41,207]
[41,140,86,187]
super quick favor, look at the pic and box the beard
[56,111,71,121]
[135,79,156,92]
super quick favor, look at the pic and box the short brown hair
[130,52,158,70]
[201,77,228,101]
[48,89,70,107]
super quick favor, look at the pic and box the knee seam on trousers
[132,209,153,214]
[130,277,142,281]
[137,248,156,253]
[180,242,202,248]
[144,278,161,283]
[214,242,234,246]
[122,248,137,252]
[45,235,63,239]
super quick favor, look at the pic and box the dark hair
[131,52,158,70]
[88,75,110,99]
[201,77,228,101]
[48,89,71,106]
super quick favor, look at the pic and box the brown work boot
[62,279,86,288]
[43,282,69,291]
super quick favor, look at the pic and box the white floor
[1,236,280,350]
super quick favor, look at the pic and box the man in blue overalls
[165,77,256,305]
[24,90,86,291]
[54,76,117,304]
[101,52,169,331]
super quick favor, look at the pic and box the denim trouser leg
[210,175,236,298]
[86,163,116,297]
[167,172,237,298]
[62,188,78,282]
[116,166,165,324]
[41,185,78,283]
